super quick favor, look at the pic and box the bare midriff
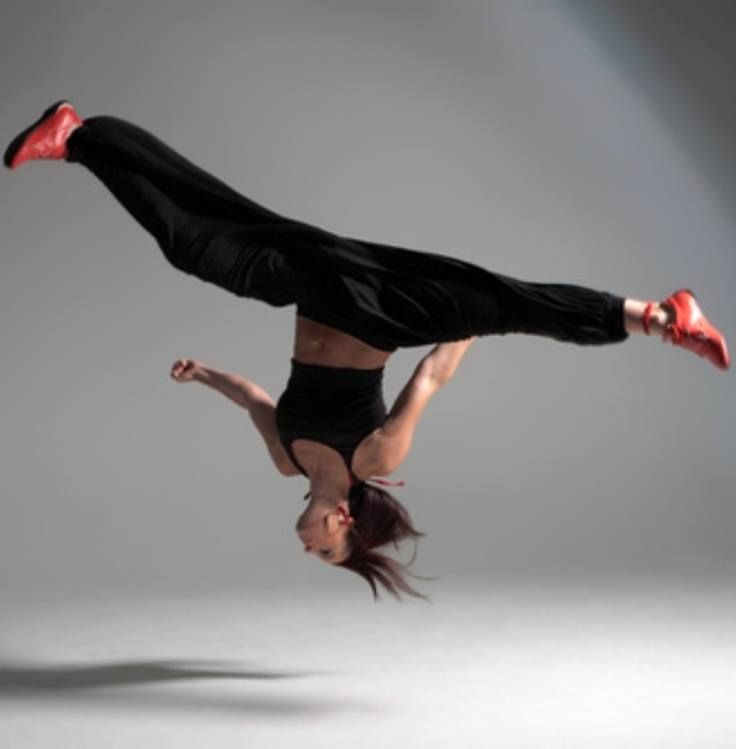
[292,316,394,369]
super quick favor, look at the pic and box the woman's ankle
[623,298,672,336]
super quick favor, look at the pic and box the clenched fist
[170,358,205,383]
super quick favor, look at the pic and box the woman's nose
[303,544,311,553]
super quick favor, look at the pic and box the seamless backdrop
[1,0,734,598]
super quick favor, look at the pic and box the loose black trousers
[65,116,628,352]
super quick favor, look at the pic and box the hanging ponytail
[339,482,435,601]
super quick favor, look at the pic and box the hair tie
[366,477,406,488]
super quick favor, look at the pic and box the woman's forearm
[422,337,477,386]
[193,365,264,410]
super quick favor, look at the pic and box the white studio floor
[1,575,735,748]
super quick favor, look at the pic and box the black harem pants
[65,115,629,353]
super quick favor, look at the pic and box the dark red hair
[336,482,434,601]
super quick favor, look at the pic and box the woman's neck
[308,466,350,508]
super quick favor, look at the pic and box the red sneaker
[660,289,730,371]
[4,100,83,169]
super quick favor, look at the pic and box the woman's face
[295,494,353,564]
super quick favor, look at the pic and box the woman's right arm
[170,358,301,476]
[188,363,268,411]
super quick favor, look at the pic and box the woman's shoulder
[353,426,400,478]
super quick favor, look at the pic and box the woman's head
[336,482,430,601]
[295,492,354,564]
[294,481,431,600]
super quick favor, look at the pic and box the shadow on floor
[0,658,317,690]
[0,658,377,717]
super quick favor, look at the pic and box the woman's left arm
[372,336,477,474]
[421,336,478,386]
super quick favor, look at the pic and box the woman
[5,101,730,600]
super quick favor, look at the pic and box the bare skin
[287,316,401,564]
[292,316,393,370]
[171,299,669,565]
[3,102,723,567]
[287,316,394,488]
[287,300,673,496]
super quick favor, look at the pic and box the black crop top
[275,359,388,482]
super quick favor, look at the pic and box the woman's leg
[62,114,444,348]
[39,113,653,350]
[311,234,630,349]
[64,115,323,307]
[65,115,285,226]
[11,105,727,365]
[319,234,728,370]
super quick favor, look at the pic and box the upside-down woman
[4,101,729,600]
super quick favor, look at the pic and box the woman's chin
[295,511,315,534]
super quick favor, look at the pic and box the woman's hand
[422,336,477,386]
[169,361,274,418]
[170,357,206,383]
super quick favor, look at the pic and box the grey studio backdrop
[0,0,734,599]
